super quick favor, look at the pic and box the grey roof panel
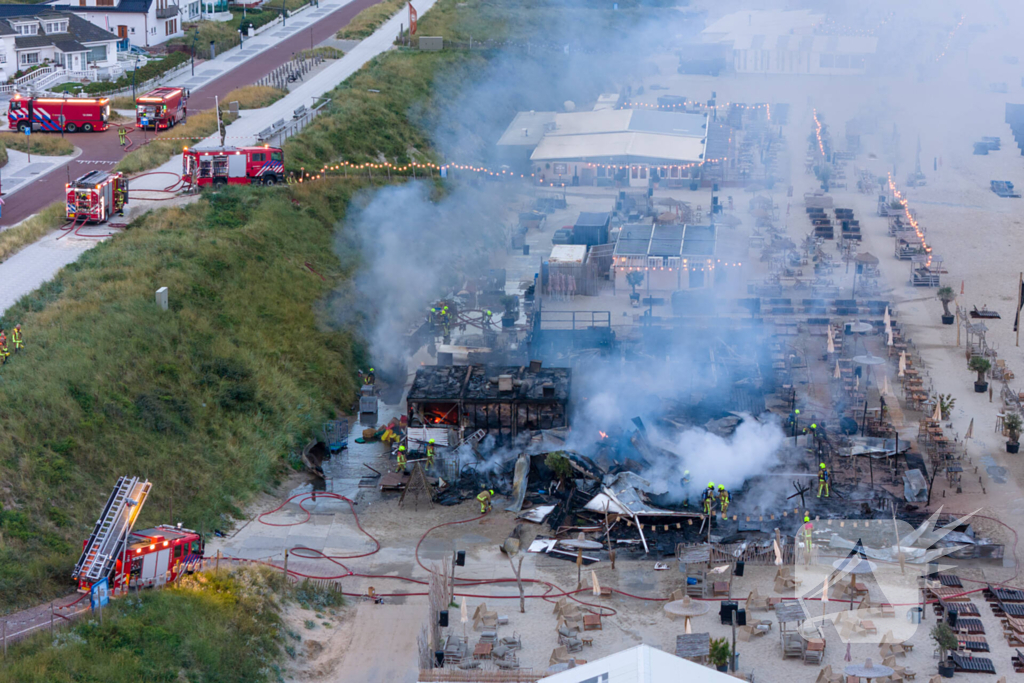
[574,211,610,228]
[627,110,706,137]
[54,39,87,52]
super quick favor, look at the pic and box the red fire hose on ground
[224,492,1022,615]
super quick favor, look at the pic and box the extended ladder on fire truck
[73,476,151,585]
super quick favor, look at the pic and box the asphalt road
[0,0,383,230]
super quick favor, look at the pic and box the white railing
[14,65,57,86]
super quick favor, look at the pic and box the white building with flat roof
[498,108,709,188]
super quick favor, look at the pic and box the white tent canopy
[540,644,739,682]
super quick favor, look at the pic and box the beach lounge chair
[472,602,498,630]
[746,588,768,613]
[550,646,571,666]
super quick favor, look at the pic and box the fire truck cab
[8,93,110,133]
[136,86,188,130]
[67,170,129,223]
[182,145,285,187]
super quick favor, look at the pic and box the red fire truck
[66,170,129,223]
[182,145,285,187]
[73,476,205,593]
[7,93,111,133]
[135,86,188,130]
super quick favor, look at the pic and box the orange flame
[598,431,608,439]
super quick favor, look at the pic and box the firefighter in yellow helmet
[477,489,494,514]
[701,482,715,515]
[0,330,8,365]
[801,516,814,561]
[817,462,830,498]
[425,438,436,469]
[363,367,376,385]
[717,484,729,516]
[12,324,23,353]
[395,445,407,473]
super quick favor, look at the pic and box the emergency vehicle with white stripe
[8,93,111,133]
[182,145,285,187]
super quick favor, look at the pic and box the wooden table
[676,633,710,663]
[581,636,594,647]
[473,643,492,659]
[861,620,878,634]
[806,639,826,652]
[583,615,602,631]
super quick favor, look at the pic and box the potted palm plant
[626,271,644,307]
[932,623,957,677]
[709,637,731,673]
[937,286,955,325]
[1005,413,1022,454]
[968,355,991,393]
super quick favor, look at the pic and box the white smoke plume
[646,417,788,505]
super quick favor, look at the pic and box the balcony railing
[156,5,179,18]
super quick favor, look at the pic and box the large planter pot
[716,665,729,673]
[501,315,515,329]
[938,661,955,678]
[975,381,989,393]
[941,314,955,325]
[1007,442,1020,454]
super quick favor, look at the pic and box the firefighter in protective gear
[701,483,716,515]
[718,485,729,516]
[680,470,691,506]
[0,334,8,365]
[395,445,407,473]
[426,439,436,468]
[477,489,494,514]
[11,325,22,353]
[441,307,451,339]
[114,185,127,216]
[817,462,831,498]
[801,516,814,556]
[118,127,127,147]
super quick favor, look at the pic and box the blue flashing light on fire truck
[182,144,285,187]
[73,476,205,594]
[66,170,128,223]
[135,86,188,130]
[8,93,110,133]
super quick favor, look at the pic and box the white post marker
[156,286,168,311]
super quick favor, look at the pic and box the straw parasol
[932,401,942,422]
[664,596,710,634]
[834,361,842,379]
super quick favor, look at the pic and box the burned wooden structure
[406,364,571,442]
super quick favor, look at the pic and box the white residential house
[0,9,119,81]
[44,0,193,48]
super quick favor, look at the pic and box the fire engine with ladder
[66,170,129,223]
[73,476,205,593]
[182,145,285,188]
